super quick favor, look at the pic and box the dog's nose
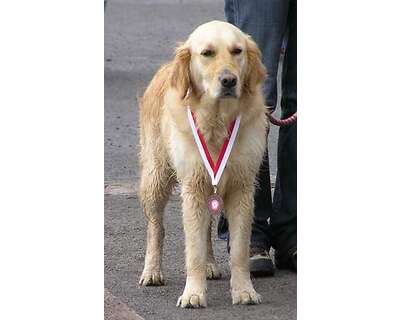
[219,72,237,88]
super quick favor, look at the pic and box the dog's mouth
[219,89,237,99]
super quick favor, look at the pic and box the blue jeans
[219,0,297,253]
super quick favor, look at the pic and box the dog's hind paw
[231,289,262,305]
[206,262,221,280]
[139,270,165,286]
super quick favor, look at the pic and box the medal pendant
[207,188,223,216]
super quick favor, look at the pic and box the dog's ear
[170,42,191,99]
[244,36,267,94]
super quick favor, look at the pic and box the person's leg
[271,0,297,271]
[251,150,273,249]
[226,0,289,110]
[219,0,290,276]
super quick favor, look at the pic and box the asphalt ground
[105,1,295,319]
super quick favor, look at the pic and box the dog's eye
[231,48,242,55]
[201,49,215,57]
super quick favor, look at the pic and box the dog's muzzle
[218,70,238,98]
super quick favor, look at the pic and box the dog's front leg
[225,188,262,305]
[176,184,209,308]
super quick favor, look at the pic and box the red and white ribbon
[187,107,241,186]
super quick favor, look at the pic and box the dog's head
[170,20,266,101]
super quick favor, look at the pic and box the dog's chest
[168,123,254,189]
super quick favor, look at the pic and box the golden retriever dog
[138,20,268,308]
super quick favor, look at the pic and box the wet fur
[138,21,268,308]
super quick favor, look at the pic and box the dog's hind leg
[206,222,221,280]
[139,163,174,286]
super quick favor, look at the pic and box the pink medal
[207,188,224,215]
[187,108,241,216]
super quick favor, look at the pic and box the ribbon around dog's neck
[186,107,241,186]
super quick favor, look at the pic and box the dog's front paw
[176,290,207,308]
[206,262,221,280]
[139,270,165,286]
[231,288,262,305]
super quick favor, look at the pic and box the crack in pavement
[105,288,145,320]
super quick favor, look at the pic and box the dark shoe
[275,246,297,272]
[249,247,275,277]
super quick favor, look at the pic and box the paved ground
[105,1,295,319]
